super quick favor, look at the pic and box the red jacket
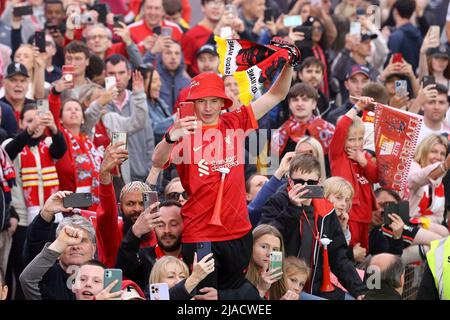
[96,182,155,267]
[329,115,378,223]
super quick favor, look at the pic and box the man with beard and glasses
[95,143,164,268]
[115,200,183,290]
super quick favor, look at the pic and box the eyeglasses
[291,178,319,185]
[166,191,188,201]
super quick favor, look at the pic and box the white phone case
[105,76,116,90]
[150,283,170,300]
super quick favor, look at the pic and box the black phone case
[35,31,46,53]
[13,5,33,17]
[423,75,435,88]
[63,193,93,208]
[264,9,273,22]
[196,242,212,261]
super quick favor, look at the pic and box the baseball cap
[361,33,377,42]
[196,44,219,58]
[427,44,450,59]
[186,72,233,109]
[345,64,370,80]
[5,63,29,79]
[121,280,146,300]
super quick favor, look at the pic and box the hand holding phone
[37,99,49,116]
[105,76,117,91]
[111,132,127,150]
[302,185,324,199]
[264,8,273,22]
[269,251,283,278]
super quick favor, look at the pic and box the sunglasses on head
[166,191,188,201]
[290,178,319,186]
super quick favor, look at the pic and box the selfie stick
[320,238,335,293]
[209,167,230,226]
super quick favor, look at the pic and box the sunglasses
[290,178,319,186]
[166,191,188,201]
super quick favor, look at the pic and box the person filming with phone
[152,47,299,293]
[260,154,367,300]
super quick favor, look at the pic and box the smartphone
[383,202,397,226]
[350,22,361,36]
[269,251,282,272]
[104,269,122,294]
[13,5,33,17]
[111,132,127,149]
[37,99,49,115]
[63,193,93,208]
[93,3,108,24]
[392,53,403,64]
[161,26,173,37]
[302,185,324,199]
[45,22,59,33]
[283,15,302,27]
[196,241,212,261]
[62,65,75,89]
[395,80,408,97]
[356,7,366,16]
[224,4,237,18]
[143,191,158,213]
[149,283,170,300]
[423,75,436,87]
[220,26,233,39]
[105,76,116,90]
[179,102,196,119]
[153,26,162,35]
[113,15,124,28]
[293,25,312,40]
[429,25,440,39]
[35,31,46,53]
[264,8,273,22]
[398,200,410,224]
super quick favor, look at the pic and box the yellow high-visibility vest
[426,236,450,300]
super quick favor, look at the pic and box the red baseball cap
[186,72,233,109]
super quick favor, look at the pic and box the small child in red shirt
[329,96,379,251]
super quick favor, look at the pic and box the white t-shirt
[416,122,450,146]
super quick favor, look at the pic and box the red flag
[374,104,423,197]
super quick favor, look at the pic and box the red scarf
[312,44,329,97]
[0,148,15,193]
[20,139,60,209]
[65,128,102,209]
[271,115,335,156]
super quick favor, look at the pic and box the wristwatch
[165,133,176,144]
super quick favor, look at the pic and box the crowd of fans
[0,0,449,301]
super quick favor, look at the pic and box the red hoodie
[329,115,378,223]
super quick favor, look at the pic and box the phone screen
[283,15,302,27]
[269,251,282,272]
[13,5,33,17]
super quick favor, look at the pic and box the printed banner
[215,36,289,105]
[374,103,423,197]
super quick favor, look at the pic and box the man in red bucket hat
[152,44,300,296]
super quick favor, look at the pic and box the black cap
[5,63,29,79]
[427,44,450,59]
[361,33,377,42]
[196,44,218,58]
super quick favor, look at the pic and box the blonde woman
[295,135,327,180]
[149,254,215,300]
[407,134,450,237]
[246,224,298,300]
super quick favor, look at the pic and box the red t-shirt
[166,106,258,242]
[128,19,183,52]
[329,115,378,223]
[181,24,213,77]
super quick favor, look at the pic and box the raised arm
[251,64,293,120]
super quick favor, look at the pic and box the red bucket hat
[186,72,234,109]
